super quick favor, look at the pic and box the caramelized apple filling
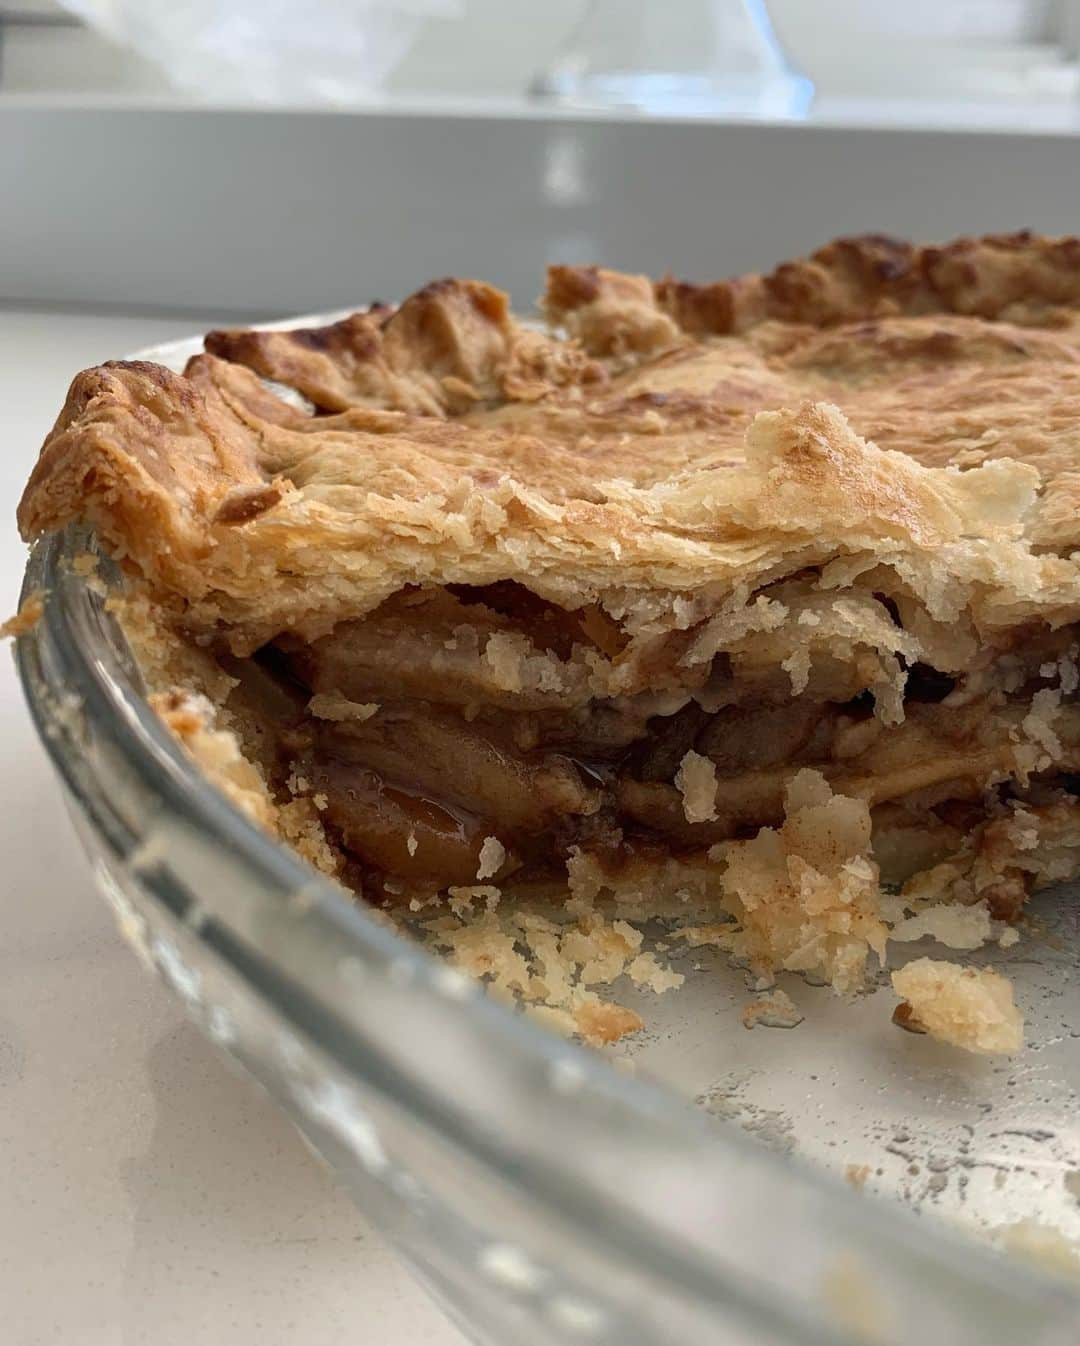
[216,579,1080,904]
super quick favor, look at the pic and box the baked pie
[18,232,1080,1043]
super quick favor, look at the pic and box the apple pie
[18,231,1080,1027]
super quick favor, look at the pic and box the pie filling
[214,572,1080,915]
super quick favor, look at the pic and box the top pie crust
[18,231,1080,655]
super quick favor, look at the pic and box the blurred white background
[2,0,1079,106]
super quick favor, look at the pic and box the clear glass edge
[14,509,1080,1340]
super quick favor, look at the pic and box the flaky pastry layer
[18,231,1080,654]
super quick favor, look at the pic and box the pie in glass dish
[19,232,1080,1048]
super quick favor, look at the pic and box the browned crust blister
[16,233,1080,653]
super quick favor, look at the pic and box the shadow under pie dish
[18,231,1080,1051]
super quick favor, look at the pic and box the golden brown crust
[552,231,1080,343]
[17,232,1080,653]
[17,360,277,598]
[206,278,595,416]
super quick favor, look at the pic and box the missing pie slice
[18,232,1080,1026]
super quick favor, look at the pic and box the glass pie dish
[15,325,1080,1346]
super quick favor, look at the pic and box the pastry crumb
[845,1163,873,1190]
[476,835,506,881]
[150,689,278,832]
[719,769,887,995]
[675,750,718,823]
[71,551,99,576]
[446,885,502,916]
[626,951,684,993]
[572,999,644,1047]
[741,988,803,1029]
[1,589,44,638]
[890,958,1023,1055]
[888,900,992,950]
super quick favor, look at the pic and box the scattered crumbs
[312,792,328,811]
[888,901,992,950]
[741,988,803,1030]
[846,1164,872,1191]
[573,1001,644,1047]
[71,551,99,576]
[406,830,418,857]
[998,927,1020,948]
[67,552,106,593]
[890,959,1023,1055]
[418,901,654,1047]
[626,951,684,993]
[0,589,45,639]
[446,885,502,917]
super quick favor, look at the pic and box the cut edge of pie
[20,230,1080,1047]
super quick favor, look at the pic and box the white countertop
[0,308,464,1346]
